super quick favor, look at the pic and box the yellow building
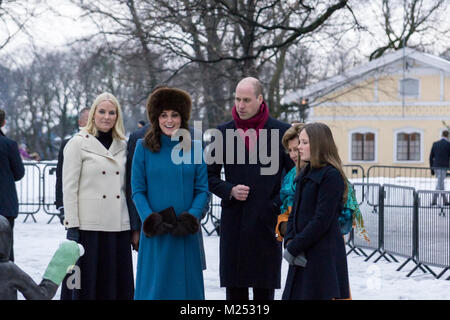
[283,48,450,172]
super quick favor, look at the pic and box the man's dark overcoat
[207,117,293,289]
[0,130,25,218]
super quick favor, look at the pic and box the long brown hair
[300,122,348,202]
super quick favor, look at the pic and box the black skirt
[60,230,134,300]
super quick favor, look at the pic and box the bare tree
[0,0,42,51]
[368,0,449,60]
[68,0,353,127]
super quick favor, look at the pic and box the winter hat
[146,87,192,127]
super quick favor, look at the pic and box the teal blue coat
[131,135,209,300]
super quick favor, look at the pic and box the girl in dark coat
[282,122,350,300]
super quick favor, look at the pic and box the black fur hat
[146,87,192,127]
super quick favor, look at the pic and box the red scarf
[232,101,270,150]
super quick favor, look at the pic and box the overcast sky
[1,0,94,54]
[2,0,449,63]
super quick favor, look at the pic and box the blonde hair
[84,92,126,140]
[282,123,303,150]
[281,123,306,175]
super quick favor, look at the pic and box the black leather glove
[431,169,435,176]
[171,212,199,237]
[143,207,177,237]
[66,227,80,243]
[58,208,65,226]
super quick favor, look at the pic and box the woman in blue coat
[282,122,350,300]
[131,87,209,300]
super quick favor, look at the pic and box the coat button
[116,195,120,199]
[102,171,106,175]
[116,171,119,175]
[103,195,107,199]
[85,135,89,138]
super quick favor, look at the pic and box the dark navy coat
[207,117,293,289]
[55,138,70,210]
[282,164,350,300]
[429,138,450,168]
[126,124,150,232]
[0,130,25,218]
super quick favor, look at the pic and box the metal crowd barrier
[415,190,450,279]
[348,182,450,280]
[16,163,41,222]
[347,183,383,260]
[343,164,365,182]
[16,162,59,223]
[201,170,224,236]
[366,165,447,191]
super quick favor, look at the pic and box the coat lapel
[108,138,126,157]
[79,131,125,160]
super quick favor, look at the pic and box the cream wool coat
[62,130,130,232]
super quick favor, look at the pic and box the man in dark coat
[125,122,151,251]
[0,109,25,262]
[429,130,450,205]
[207,77,293,300]
[55,107,89,300]
[55,107,90,224]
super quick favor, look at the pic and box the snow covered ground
[12,209,450,300]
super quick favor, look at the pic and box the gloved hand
[171,212,199,237]
[66,227,80,243]
[143,207,177,237]
[279,222,287,237]
[58,208,65,226]
[431,169,435,176]
[283,249,307,267]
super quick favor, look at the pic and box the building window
[351,132,375,161]
[396,132,420,161]
[399,78,419,97]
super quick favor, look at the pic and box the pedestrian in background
[55,107,90,225]
[56,107,90,300]
[429,130,450,205]
[0,108,25,264]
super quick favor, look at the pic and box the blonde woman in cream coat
[61,92,134,300]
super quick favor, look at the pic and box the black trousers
[5,216,14,262]
[226,287,275,300]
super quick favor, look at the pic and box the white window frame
[393,127,423,163]
[348,128,378,163]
